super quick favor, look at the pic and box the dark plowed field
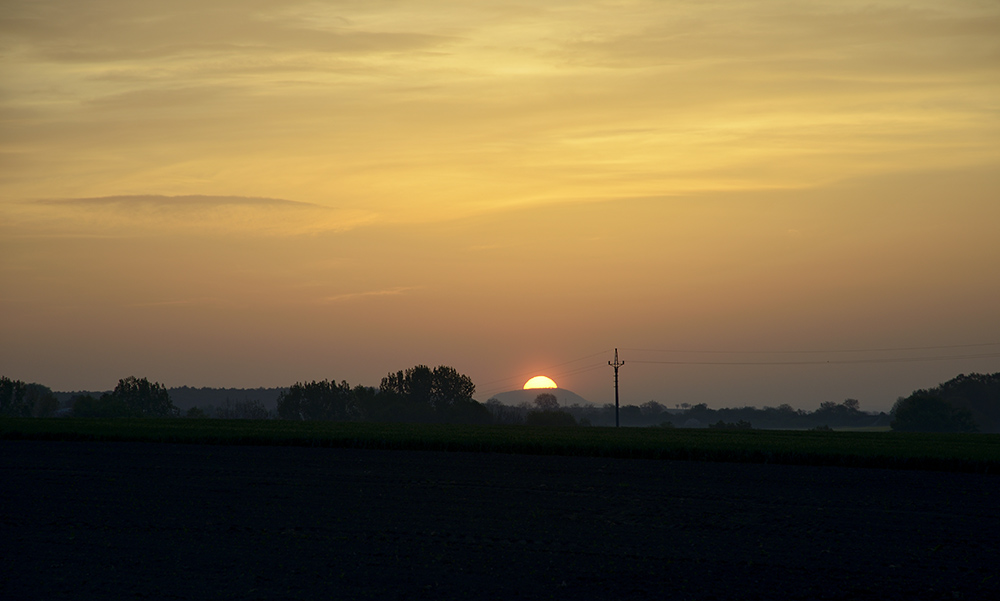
[2,441,997,600]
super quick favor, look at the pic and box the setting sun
[524,376,558,390]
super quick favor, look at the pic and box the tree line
[485,396,886,430]
[0,365,492,425]
[488,373,999,432]
[7,376,177,419]
[3,371,998,432]
[274,365,490,424]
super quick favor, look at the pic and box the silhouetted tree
[429,366,477,410]
[525,393,576,426]
[0,379,57,417]
[812,398,866,427]
[640,400,666,418]
[683,403,714,425]
[1,377,31,417]
[381,366,433,405]
[106,376,176,417]
[931,372,1000,433]
[350,385,379,419]
[277,380,356,421]
[379,365,477,413]
[533,393,559,411]
[890,391,977,433]
[27,384,59,418]
[485,398,525,425]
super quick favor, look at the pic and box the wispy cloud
[1,1,454,62]
[127,297,230,308]
[321,286,418,303]
[20,194,375,237]
[37,194,318,209]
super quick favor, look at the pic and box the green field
[2,418,998,474]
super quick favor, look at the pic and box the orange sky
[2,1,998,410]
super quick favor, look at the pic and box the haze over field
[2,1,998,411]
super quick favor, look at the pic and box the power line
[629,351,1000,366]
[551,362,608,377]
[621,342,1000,355]
[476,342,1000,398]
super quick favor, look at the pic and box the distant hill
[487,388,595,407]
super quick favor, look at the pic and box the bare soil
[2,441,998,600]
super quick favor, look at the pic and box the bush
[214,398,270,420]
[708,420,752,430]
[525,410,577,427]
[71,394,131,418]
[438,398,493,425]
[186,407,208,419]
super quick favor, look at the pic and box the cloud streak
[37,194,319,210]
[322,286,419,303]
[1,1,453,62]
[15,195,374,237]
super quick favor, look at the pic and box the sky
[2,0,999,412]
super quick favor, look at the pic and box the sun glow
[523,376,558,389]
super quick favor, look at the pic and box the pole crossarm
[609,348,624,427]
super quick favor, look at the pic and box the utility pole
[609,348,624,427]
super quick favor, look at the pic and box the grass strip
[2,418,999,474]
